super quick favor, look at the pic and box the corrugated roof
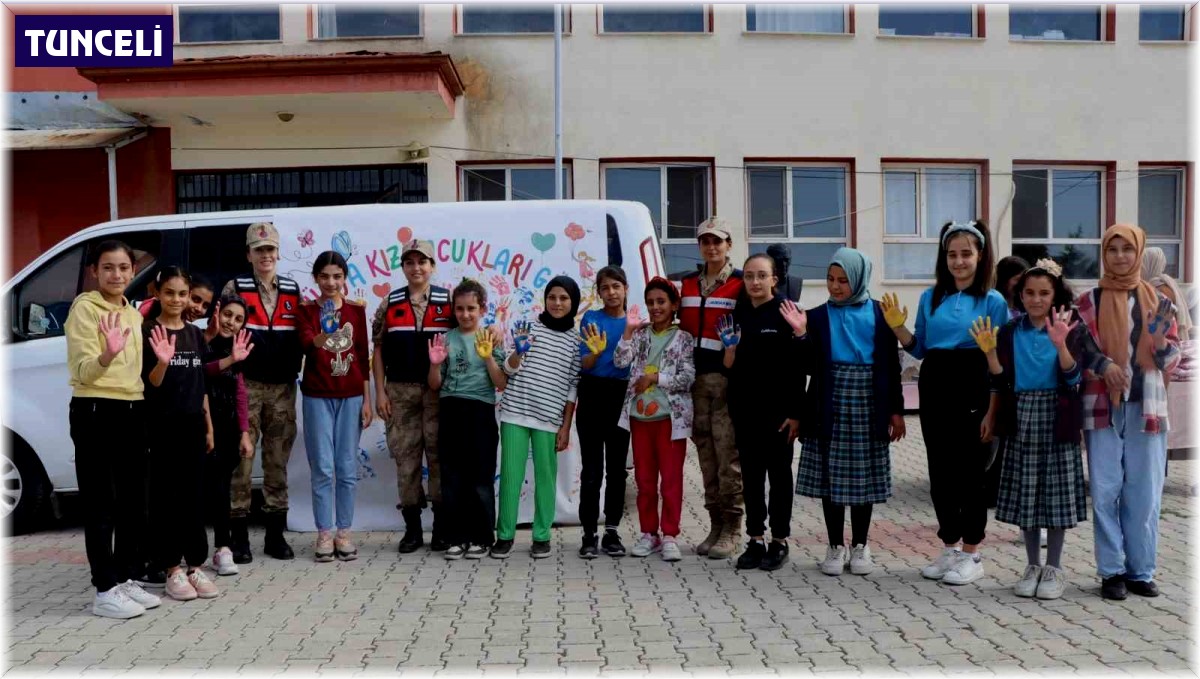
[5,128,140,150]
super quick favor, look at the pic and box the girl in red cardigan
[299,251,373,562]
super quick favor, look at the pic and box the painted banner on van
[271,203,609,532]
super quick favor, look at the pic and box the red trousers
[631,418,687,537]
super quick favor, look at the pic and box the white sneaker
[465,545,488,559]
[942,553,984,585]
[921,547,961,580]
[444,544,466,560]
[211,547,239,576]
[1014,564,1042,597]
[820,545,848,576]
[849,544,874,575]
[117,580,161,609]
[661,538,682,562]
[1036,565,1065,600]
[93,587,145,619]
[631,533,661,557]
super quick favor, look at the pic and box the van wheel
[2,437,49,536]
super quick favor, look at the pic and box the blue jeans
[302,395,363,531]
[1085,402,1167,582]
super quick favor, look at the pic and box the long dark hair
[594,265,628,310]
[931,220,995,313]
[87,240,135,268]
[996,255,1031,304]
[147,265,192,319]
[312,250,349,277]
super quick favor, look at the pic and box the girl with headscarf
[491,276,583,560]
[794,248,906,578]
[1142,247,1191,341]
[1075,224,1181,601]
[720,254,804,571]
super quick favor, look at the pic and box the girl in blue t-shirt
[882,220,1008,587]
[576,266,634,558]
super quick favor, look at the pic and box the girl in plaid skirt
[970,260,1088,600]
[795,248,906,577]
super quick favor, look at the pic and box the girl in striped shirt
[491,276,583,559]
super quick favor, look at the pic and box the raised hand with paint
[716,314,741,349]
[511,319,534,356]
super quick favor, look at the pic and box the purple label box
[15,15,173,67]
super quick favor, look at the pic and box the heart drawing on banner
[372,283,392,299]
[397,227,413,244]
[530,232,556,253]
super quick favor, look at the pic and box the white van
[2,200,662,534]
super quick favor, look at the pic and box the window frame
[311,4,423,40]
[597,4,713,35]
[175,3,283,45]
[1139,3,1191,41]
[876,4,983,39]
[455,4,572,36]
[457,162,575,201]
[1007,3,1113,43]
[1010,162,1112,283]
[880,160,987,284]
[743,4,854,36]
[743,159,855,281]
[599,160,715,272]
[1139,162,1191,282]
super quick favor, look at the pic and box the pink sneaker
[165,570,197,601]
[314,531,335,563]
[188,569,219,599]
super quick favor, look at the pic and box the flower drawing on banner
[564,222,586,242]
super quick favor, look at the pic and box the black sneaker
[736,541,766,570]
[1101,576,1128,600]
[601,530,626,557]
[579,534,599,559]
[760,541,789,571]
[138,569,167,589]
[490,539,514,559]
[1125,578,1160,597]
[430,536,451,552]
[397,529,423,554]
[531,541,552,559]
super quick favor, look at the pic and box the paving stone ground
[4,416,1196,675]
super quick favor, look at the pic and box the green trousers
[496,422,558,542]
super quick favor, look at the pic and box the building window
[1011,165,1105,279]
[602,163,711,276]
[878,4,975,37]
[178,4,280,43]
[746,4,847,33]
[316,4,420,38]
[1139,166,1186,277]
[1140,4,1187,40]
[460,165,572,201]
[745,164,851,279]
[175,164,428,213]
[882,165,980,280]
[460,5,567,34]
[1009,4,1103,41]
[601,5,708,33]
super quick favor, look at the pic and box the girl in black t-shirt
[143,266,221,602]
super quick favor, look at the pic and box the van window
[187,224,259,297]
[606,215,623,267]
[8,233,161,342]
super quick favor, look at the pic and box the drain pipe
[106,130,148,221]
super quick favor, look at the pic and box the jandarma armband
[941,221,985,249]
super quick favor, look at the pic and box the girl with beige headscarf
[1142,247,1191,341]
[1074,224,1181,602]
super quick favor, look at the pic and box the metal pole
[554,3,563,200]
[106,145,118,221]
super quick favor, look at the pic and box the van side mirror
[26,304,49,336]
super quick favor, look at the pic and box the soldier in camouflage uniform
[372,240,454,553]
[222,223,304,562]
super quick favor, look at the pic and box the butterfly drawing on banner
[298,230,315,248]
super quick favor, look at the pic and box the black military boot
[230,517,253,564]
[429,502,450,552]
[263,513,295,560]
[397,507,424,554]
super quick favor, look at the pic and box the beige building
[60,3,1193,309]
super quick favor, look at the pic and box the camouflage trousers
[386,382,440,509]
[692,372,744,516]
[230,379,298,518]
